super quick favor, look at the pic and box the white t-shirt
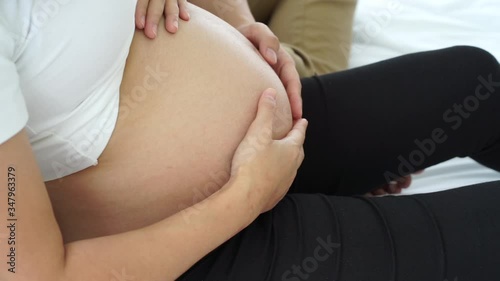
[0,0,136,180]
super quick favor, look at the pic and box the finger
[392,176,410,190]
[391,187,403,194]
[135,0,149,29]
[284,118,308,145]
[178,0,190,21]
[246,88,278,138]
[262,43,280,65]
[260,33,280,65]
[281,62,302,119]
[398,175,412,189]
[384,182,396,193]
[372,188,387,196]
[241,23,280,65]
[145,0,166,38]
[297,145,305,166]
[385,182,402,194]
[165,0,180,33]
[273,49,302,119]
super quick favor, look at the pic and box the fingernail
[174,19,179,30]
[264,89,277,101]
[266,48,277,64]
[140,16,146,28]
[152,23,158,37]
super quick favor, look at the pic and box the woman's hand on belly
[230,89,308,213]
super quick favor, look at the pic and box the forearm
[188,0,255,28]
[0,133,256,281]
[61,175,257,281]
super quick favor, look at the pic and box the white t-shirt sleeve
[0,24,28,145]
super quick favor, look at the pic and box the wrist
[222,170,262,218]
[231,15,255,30]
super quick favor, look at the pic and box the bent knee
[450,46,499,73]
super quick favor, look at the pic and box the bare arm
[0,131,258,281]
[63,172,257,281]
[188,0,255,28]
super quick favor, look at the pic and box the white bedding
[349,0,500,194]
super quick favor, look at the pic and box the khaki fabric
[249,0,357,77]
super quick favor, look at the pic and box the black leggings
[178,46,500,281]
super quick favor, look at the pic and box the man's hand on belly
[237,23,303,120]
[190,0,304,120]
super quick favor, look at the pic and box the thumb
[246,88,277,139]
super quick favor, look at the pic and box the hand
[135,0,190,38]
[238,23,303,120]
[366,170,425,196]
[231,88,308,213]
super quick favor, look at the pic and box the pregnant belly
[45,4,292,243]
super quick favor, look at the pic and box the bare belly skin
[45,4,292,243]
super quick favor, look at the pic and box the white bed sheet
[349,0,500,194]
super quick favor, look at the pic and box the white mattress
[349,0,500,194]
